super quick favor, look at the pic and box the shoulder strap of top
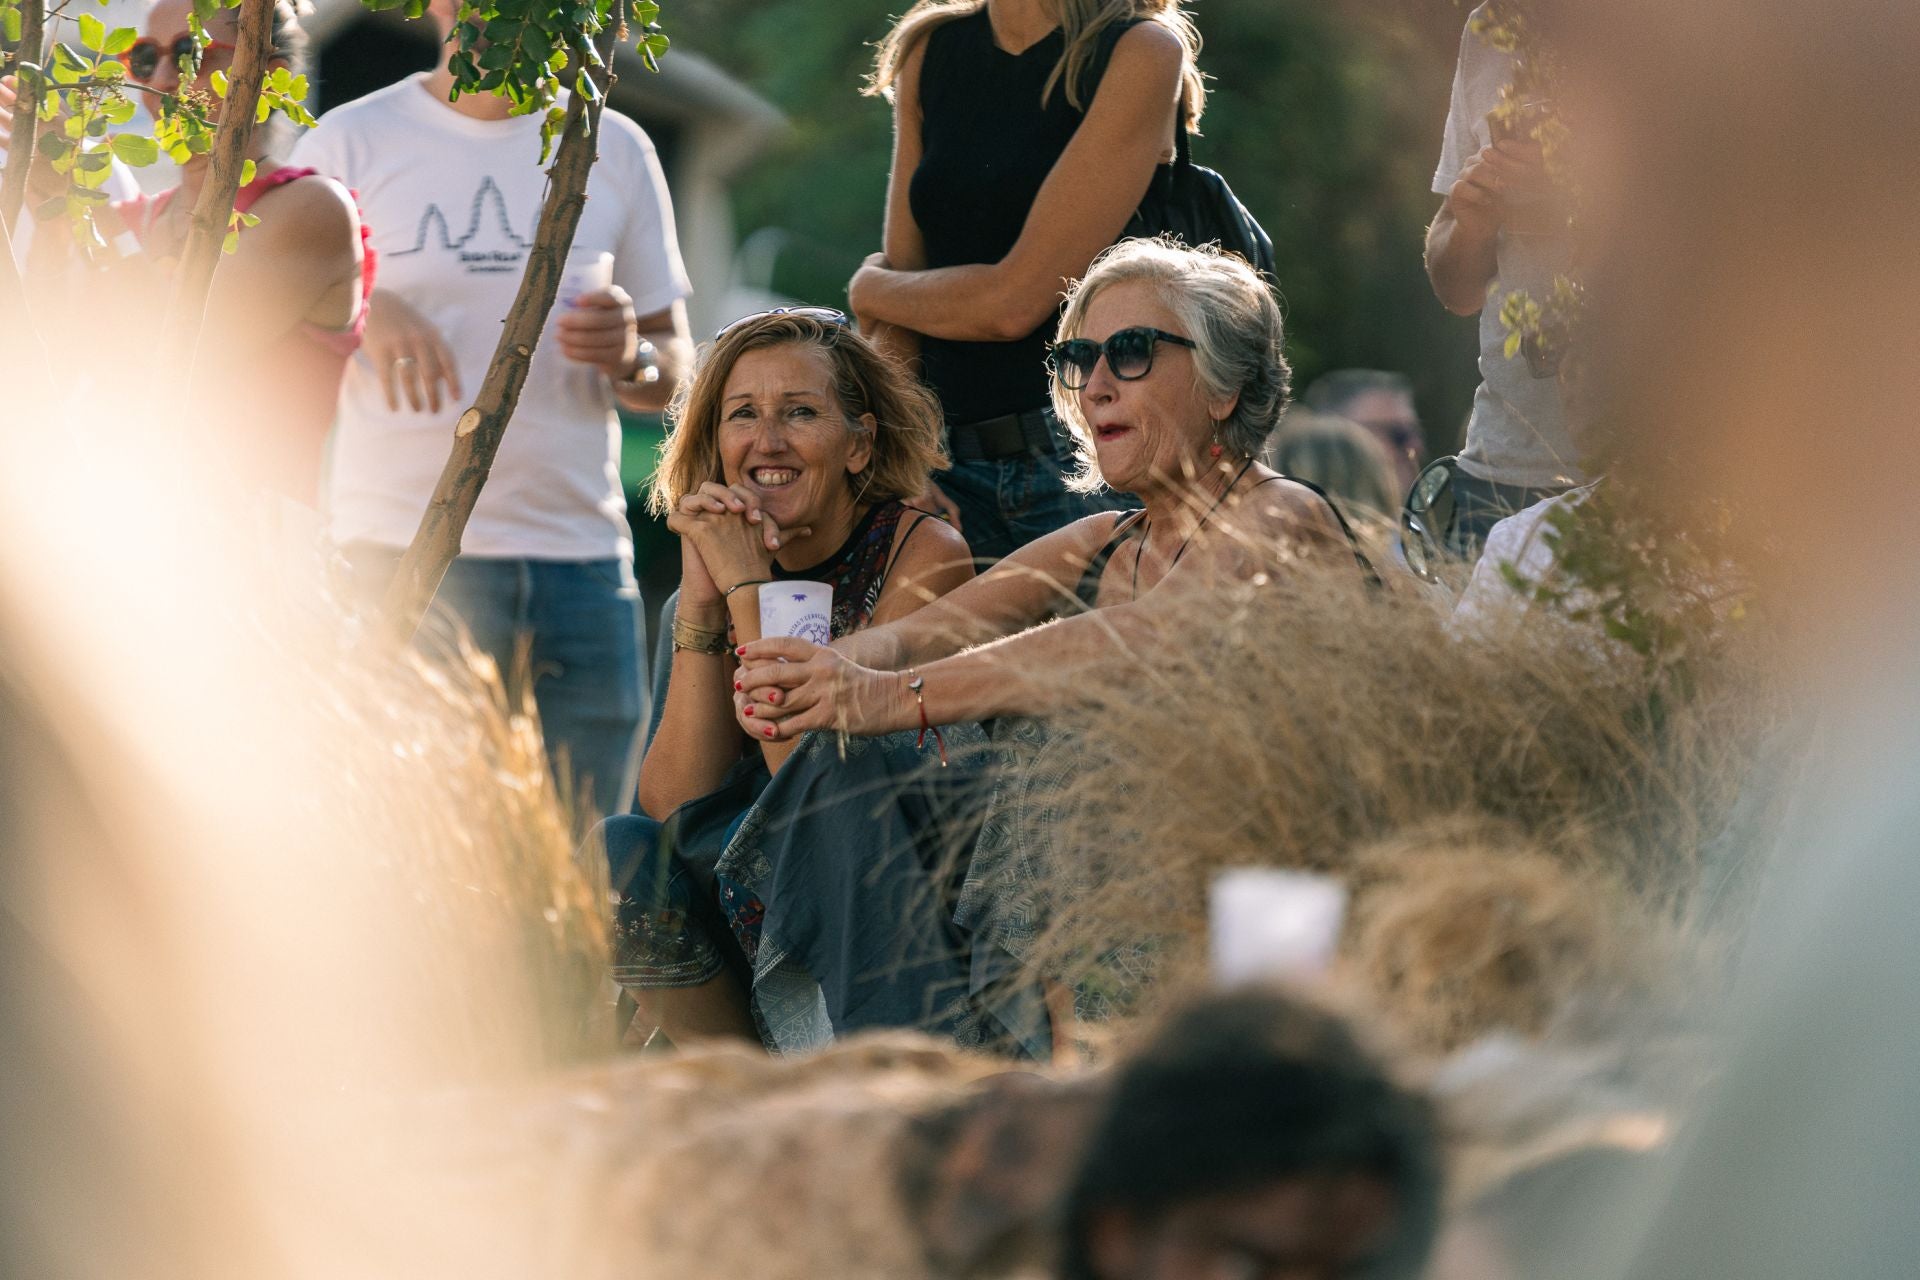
[1258,474,1384,590]
[879,506,939,587]
[1075,508,1148,608]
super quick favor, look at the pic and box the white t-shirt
[1433,8,1583,491]
[293,74,691,559]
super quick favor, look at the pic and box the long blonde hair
[866,0,1205,124]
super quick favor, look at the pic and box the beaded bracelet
[904,668,947,767]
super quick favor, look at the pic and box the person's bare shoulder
[247,174,359,256]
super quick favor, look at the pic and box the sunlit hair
[866,0,1205,123]
[1051,236,1290,493]
[650,312,949,515]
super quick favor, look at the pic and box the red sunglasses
[122,34,235,82]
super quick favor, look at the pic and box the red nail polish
[734,681,743,691]
[764,726,776,738]
[735,646,747,656]
[744,706,754,717]
[769,691,780,703]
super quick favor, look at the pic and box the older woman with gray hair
[735,237,1362,739]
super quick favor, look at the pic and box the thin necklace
[1132,456,1256,599]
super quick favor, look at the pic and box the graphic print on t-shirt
[389,175,531,274]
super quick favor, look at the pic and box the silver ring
[391,356,418,367]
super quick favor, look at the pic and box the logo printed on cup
[761,581,833,645]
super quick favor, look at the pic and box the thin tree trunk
[380,31,621,643]
[0,0,47,232]
[159,0,274,369]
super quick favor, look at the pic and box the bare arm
[830,512,1130,671]
[1425,139,1542,316]
[860,37,930,369]
[740,480,1353,733]
[848,22,1183,344]
[201,177,362,360]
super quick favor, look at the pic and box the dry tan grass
[972,546,1784,1048]
[1341,822,1695,1054]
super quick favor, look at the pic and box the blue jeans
[1446,471,1571,560]
[350,549,647,821]
[938,443,1131,564]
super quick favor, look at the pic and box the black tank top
[910,11,1108,426]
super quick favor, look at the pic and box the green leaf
[103,96,137,123]
[3,9,21,43]
[92,58,125,81]
[222,229,240,254]
[239,157,256,184]
[49,43,88,85]
[211,68,228,97]
[77,12,106,52]
[109,132,161,165]
[35,130,67,159]
[101,27,138,57]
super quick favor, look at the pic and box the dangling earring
[1208,424,1225,460]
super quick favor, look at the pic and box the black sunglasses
[714,306,850,341]
[1050,326,1196,391]
[122,34,233,82]
[1399,455,1458,582]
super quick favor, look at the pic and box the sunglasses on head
[1049,326,1196,391]
[714,306,850,341]
[122,34,235,82]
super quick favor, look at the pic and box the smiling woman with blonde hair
[604,307,977,1052]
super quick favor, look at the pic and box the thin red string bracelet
[905,668,947,766]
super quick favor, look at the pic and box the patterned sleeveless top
[773,501,928,638]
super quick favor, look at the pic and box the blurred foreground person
[299,0,694,819]
[1299,370,1427,496]
[1423,3,1584,555]
[1501,0,1920,1276]
[0,0,368,506]
[1060,989,1441,1280]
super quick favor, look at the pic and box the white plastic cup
[557,250,614,309]
[1209,869,1348,986]
[759,581,834,645]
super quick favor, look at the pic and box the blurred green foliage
[668,0,1482,449]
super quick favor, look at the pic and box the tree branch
[0,0,47,233]
[380,27,622,643]
[157,0,274,368]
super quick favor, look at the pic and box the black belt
[946,408,1061,462]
